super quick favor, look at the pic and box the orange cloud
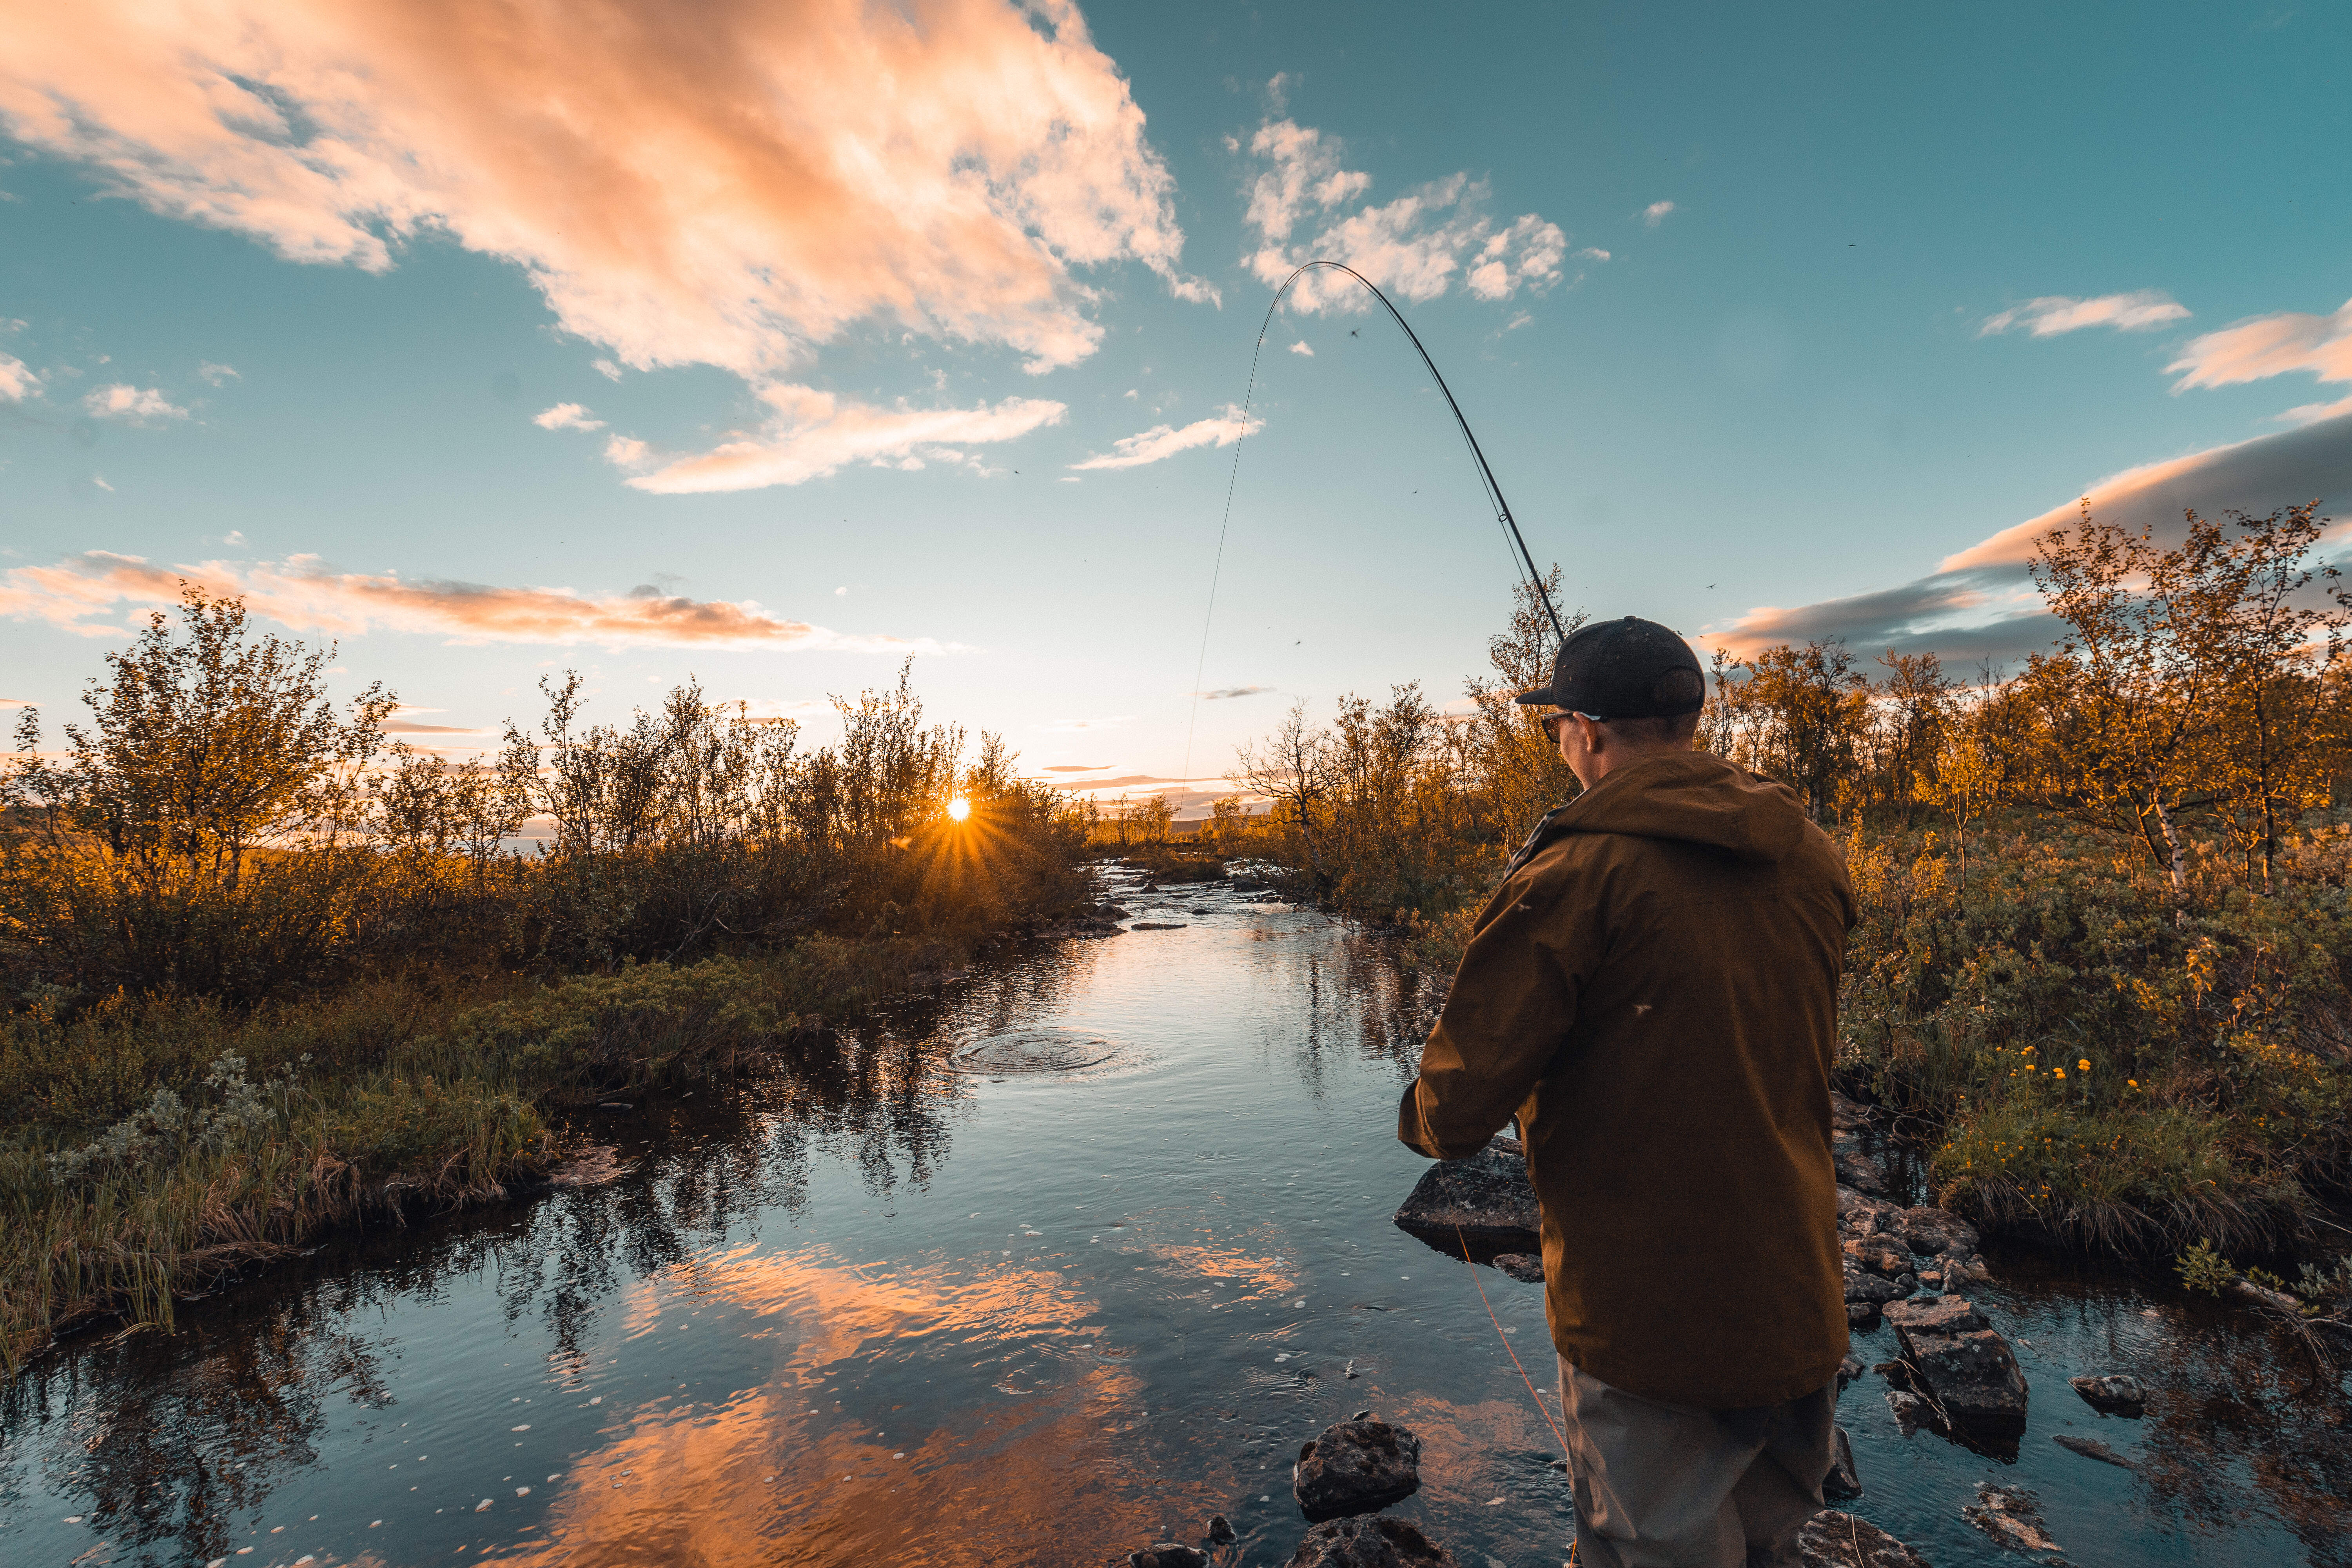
[1069,405,1259,470]
[0,552,935,652]
[626,385,1066,494]
[0,0,1210,381]
[2169,298,2352,393]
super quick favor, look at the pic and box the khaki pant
[1558,1358,1834,1568]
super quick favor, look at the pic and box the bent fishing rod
[1182,260,1570,786]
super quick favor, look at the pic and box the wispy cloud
[1708,402,2352,665]
[1042,764,1109,772]
[0,551,940,652]
[1288,340,1314,356]
[622,385,1066,494]
[83,384,187,421]
[1,352,42,401]
[1642,200,1675,228]
[197,361,239,386]
[1070,406,1260,471]
[1240,119,1570,313]
[1200,683,1273,699]
[2168,297,2352,392]
[533,402,606,432]
[1979,290,2189,338]
[1039,715,1134,733]
[0,0,1210,379]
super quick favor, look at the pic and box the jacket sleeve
[1397,860,1586,1160]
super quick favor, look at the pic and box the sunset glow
[946,796,972,822]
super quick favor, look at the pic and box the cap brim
[1512,687,1554,707]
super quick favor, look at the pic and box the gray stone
[1885,1295,2028,1432]
[1131,1547,1209,1568]
[1793,1511,1931,1568]
[1841,1238,1912,1279]
[1836,1354,1863,1393]
[2053,1432,2135,1468]
[1963,1483,2060,1554]
[1884,1388,1928,1436]
[1823,1424,1862,1501]
[1392,1143,1540,1249]
[1843,1268,1905,1306]
[1833,1143,1887,1196]
[1897,1205,1980,1259]
[2067,1372,2147,1416]
[1293,1419,1422,1523]
[1492,1252,1545,1284]
[1286,1515,1457,1567]
[1846,1302,1879,1328]
[1207,1515,1237,1545]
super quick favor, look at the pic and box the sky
[4,0,2350,813]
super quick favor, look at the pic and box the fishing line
[1454,1220,1568,1462]
[1179,260,1570,794]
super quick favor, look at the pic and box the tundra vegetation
[1220,505,2352,1278]
[0,590,1092,1369]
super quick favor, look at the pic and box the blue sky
[4,1,2349,809]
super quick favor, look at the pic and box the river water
[5,869,2348,1568]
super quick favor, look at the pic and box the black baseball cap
[1514,615,1705,719]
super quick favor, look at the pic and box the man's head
[1514,615,1704,788]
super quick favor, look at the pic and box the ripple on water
[946,1025,1117,1073]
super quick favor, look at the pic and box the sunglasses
[1539,710,1605,741]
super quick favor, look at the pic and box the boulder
[1793,1511,1930,1568]
[1884,1295,2028,1432]
[1963,1484,2060,1555]
[1207,1515,1237,1546]
[1896,1205,1980,1259]
[1392,1142,1541,1249]
[1131,1548,1209,1568]
[1836,1188,1902,1238]
[1833,1141,1887,1196]
[1840,1238,1913,1279]
[1492,1252,1545,1284]
[1884,1388,1928,1436]
[2068,1372,2147,1417]
[1835,1354,1863,1393]
[1823,1425,1862,1501]
[1287,1515,1457,1567]
[2053,1432,2134,1468]
[1842,1267,1906,1306]
[1293,1419,1422,1523]
[1846,1302,1880,1328]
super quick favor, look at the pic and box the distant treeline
[0,590,1093,1004]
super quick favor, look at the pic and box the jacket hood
[1557,751,1810,864]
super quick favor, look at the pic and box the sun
[946,795,972,822]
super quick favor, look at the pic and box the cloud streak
[624,384,1066,493]
[534,402,605,432]
[2169,298,2352,392]
[1979,290,2189,338]
[1069,405,1259,471]
[1240,119,1571,314]
[0,552,937,652]
[1708,406,2352,666]
[0,0,1210,381]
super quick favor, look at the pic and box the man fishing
[1398,615,1856,1568]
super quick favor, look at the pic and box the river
[5,868,2347,1567]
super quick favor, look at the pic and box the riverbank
[1,923,1107,1374]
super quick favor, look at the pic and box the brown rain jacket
[1398,750,1856,1409]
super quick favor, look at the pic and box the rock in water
[2068,1372,2147,1416]
[1884,1295,2028,1434]
[1131,1548,1208,1568]
[1963,1484,2060,1554]
[1207,1515,1237,1545]
[1287,1515,1457,1567]
[2053,1432,2135,1468]
[1836,1354,1863,1393]
[1793,1512,1930,1568]
[1293,1419,1423,1522]
[1392,1142,1540,1249]
[1492,1252,1545,1283]
[1823,1424,1863,1501]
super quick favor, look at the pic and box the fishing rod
[1181,260,1569,788]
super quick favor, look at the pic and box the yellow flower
[2078,1058,2091,1071]
[2128,1078,2139,1088]
[2054,1068,2067,1078]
